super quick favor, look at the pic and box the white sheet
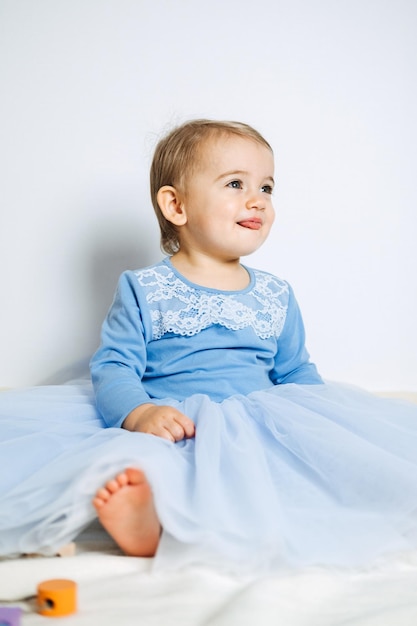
[2,518,417,625]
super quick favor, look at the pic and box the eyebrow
[216,170,275,185]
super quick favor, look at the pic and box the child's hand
[122,403,195,442]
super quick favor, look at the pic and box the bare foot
[92,468,161,557]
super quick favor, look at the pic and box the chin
[232,246,263,259]
[240,238,267,256]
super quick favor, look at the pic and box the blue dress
[1,258,417,574]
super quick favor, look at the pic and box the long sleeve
[91,264,323,428]
[271,283,323,385]
[90,272,153,427]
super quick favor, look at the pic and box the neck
[170,251,250,290]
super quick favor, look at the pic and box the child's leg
[92,468,161,557]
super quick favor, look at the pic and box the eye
[227,180,243,189]
[261,184,273,195]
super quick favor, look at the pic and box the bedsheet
[2,521,417,626]
[1,391,417,625]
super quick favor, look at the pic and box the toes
[92,488,111,504]
[125,468,146,485]
[105,479,121,493]
[115,472,129,488]
[95,487,111,502]
[92,495,106,509]
[93,469,146,512]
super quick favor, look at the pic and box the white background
[1,0,416,391]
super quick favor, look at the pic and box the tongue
[239,220,261,230]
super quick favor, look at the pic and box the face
[177,135,275,261]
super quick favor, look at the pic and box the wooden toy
[37,579,77,617]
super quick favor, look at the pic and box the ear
[157,186,187,226]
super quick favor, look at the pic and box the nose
[245,189,266,210]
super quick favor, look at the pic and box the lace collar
[135,259,289,340]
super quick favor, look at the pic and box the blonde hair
[150,119,273,255]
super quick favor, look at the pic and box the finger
[151,425,176,443]
[166,422,186,442]
[174,415,195,438]
[184,419,195,438]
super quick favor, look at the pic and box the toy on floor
[36,579,77,617]
[0,607,21,626]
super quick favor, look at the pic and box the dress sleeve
[90,271,153,427]
[271,283,323,385]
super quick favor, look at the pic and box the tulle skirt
[1,380,417,573]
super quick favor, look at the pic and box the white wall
[1,0,416,391]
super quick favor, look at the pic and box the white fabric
[2,522,417,625]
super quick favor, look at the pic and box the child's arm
[90,271,194,440]
[271,283,323,385]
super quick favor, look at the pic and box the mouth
[237,218,262,230]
